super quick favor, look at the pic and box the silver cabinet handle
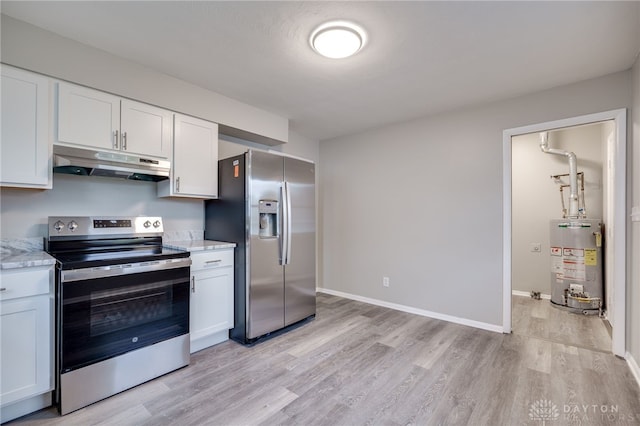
[122,131,127,150]
[0,287,6,292]
[176,177,180,192]
[191,276,195,293]
[205,260,222,264]
[114,130,119,149]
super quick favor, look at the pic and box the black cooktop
[51,246,190,270]
[47,235,189,270]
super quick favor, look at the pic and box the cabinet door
[0,65,51,188]
[57,83,120,151]
[162,114,218,198]
[0,295,52,406]
[190,266,233,342]
[120,99,172,159]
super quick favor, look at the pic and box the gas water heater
[540,132,604,315]
[549,219,603,314]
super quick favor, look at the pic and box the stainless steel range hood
[53,145,170,182]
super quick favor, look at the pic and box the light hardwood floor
[10,293,640,425]
[511,294,612,353]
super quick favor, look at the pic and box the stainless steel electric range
[46,216,191,415]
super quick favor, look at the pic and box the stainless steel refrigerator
[205,150,316,344]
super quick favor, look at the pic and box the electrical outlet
[383,276,390,287]
[530,243,541,253]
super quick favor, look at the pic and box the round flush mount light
[310,21,367,59]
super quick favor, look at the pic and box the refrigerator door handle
[284,181,292,265]
[280,184,288,266]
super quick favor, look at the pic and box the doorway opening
[502,109,627,357]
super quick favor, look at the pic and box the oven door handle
[61,257,192,282]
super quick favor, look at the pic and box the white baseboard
[190,330,229,354]
[512,290,551,300]
[626,352,640,389]
[1,392,52,423]
[316,287,503,333]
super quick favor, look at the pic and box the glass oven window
[90,281,173,337]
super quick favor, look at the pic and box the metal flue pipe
[540,132,579,218]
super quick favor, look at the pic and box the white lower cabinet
[189,249,234,353]
[0,266,54,423]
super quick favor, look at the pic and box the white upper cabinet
[0,65,52,189]
[158,113,218,199]
[57,83,119,151]
[120,99,172,158]
[57,83,172,159]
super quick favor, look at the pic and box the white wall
[512,124,606,295]
[629,53,640,366]
[0,175,203,239]
[601,120,616,318]
[320,70,632,327]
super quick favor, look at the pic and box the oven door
[58,258,190,373]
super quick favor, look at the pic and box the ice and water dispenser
[259,200,278,238]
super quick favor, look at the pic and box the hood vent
[53,145,170,182]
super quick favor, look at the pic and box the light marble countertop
[163,240,236,252]
[1,250,56,270]
[0,238,56,270]
[0,237,236,269]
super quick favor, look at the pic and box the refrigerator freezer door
[283,157,316,326]
[247,151,285,339]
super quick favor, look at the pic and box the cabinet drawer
[0,267,52,301]
[190,249,234,271]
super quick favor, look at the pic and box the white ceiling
[2,1,639,142]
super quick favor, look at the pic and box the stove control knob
[153,220,161,228]
[67,221,78,232]
[143,220,151,228]
[54,221,65,232]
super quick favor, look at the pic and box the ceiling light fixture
[310,21,366,59]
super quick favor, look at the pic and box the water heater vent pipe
[539,132,579,218]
